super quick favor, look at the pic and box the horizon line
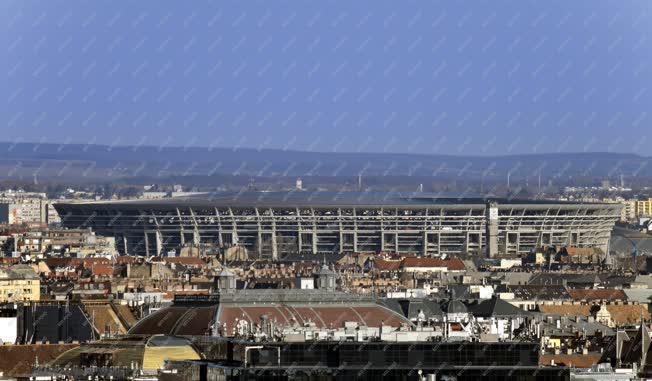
[0,141,646,159]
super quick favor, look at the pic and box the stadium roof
[56,191,610,209]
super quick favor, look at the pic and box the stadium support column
[422,231,428,256]
[297,230,302,253]
[270,209,278,260]
[311,208,317,255]
[486,201,499,258]
[271,233,278,260]
[156,230,162,256]
[215,208,224,247]
[189,208,200,246]
[123,236,128,255]
[338,209,344,254]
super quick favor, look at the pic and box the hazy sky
[1,0,650,155]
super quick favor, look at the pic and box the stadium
[54,191,622,258]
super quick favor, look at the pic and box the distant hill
[0,142,648,183]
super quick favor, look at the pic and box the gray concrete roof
[56,191,613,209]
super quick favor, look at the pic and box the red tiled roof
[607,305,651,325]
[130,300,413,336]
[568,289,627,301]
[539,353,602,368]
[45,258,83,268]
[116,256,139,265]
[218,304,410,333]
[0,257,20,265]
[91,263,114,277]
[0,344,78,377]
[401,257,465,271]
[44,257,111,270]
[374,259,401,271]
[565,247,598,257]
[82,258,110,268]
[539,305,592,316]
[374,257,465,271]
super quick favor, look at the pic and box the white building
[0,310,17,344]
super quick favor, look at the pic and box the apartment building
[0,265,40,302]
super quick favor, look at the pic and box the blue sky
[1,0,650,155]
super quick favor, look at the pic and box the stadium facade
[54,192,622,258]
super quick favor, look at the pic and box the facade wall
[0,317,17,344]
[637,198,652,217]
[0,278,40,302]
[56,202,622,258]
[621,200,636,221]
[0,200,53,225]
[0,204,8,224]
